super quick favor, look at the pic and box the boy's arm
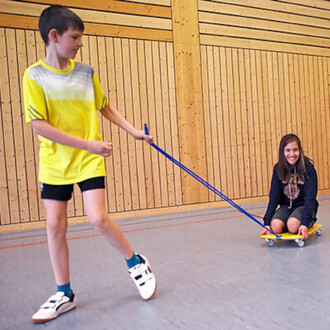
[100,104,153,143]
[31,119,112,157]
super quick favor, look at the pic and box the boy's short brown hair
[39,5,84,45]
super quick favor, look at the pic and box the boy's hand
[86,141,112,157]
[134,129,154,144]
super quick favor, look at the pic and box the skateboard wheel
[266,239,274,247]
[316,229,322,236]
[295,239,304,247]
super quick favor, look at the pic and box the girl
[261,134,318,240]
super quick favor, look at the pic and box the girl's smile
[284,141,300,166]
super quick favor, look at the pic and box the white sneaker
[128,254,157,300]
[32,292,76,323]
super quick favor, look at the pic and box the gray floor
[1,195,329,330]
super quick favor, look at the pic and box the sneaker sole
[142,278,157,301]
[32,301,77,323]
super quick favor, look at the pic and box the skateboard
[260,224,322,247]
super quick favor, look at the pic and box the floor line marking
[0,214,243,250]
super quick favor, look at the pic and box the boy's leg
[44,199,70,285]
[82,187,156,300]
[82,188,133,259]
[32,199,76,323]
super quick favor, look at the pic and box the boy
[23,5,156,323]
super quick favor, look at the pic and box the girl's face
[284,141,300,166]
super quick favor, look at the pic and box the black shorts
[40,177,105,201]
[271,205,315,229]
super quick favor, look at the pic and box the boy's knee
[89,213,108,230]
[47,217,67,235]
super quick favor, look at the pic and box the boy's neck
[43,53,72,70]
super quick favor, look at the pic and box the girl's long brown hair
[277,134,312,182]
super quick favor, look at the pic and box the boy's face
[55,27,83,60]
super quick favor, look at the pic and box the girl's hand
[260,226,271,236]
[298,225,309,240]
[85,140,112,157]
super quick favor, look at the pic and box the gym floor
[1,194,329,330]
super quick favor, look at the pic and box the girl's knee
[287,217,300,233]
[270,219,285,234]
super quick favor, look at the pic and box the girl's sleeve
[301,163,318,227]
[263,166,281,226]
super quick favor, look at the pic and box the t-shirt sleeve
[23,69,48,123]
[93,73,109,111]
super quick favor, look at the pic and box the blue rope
[144,124,281,240]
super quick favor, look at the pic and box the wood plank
[321,57,329,188]
[166,42,183,206]
[308,56,317,164]
[200,35,330,57]
[199,11,330,38]
[172,0,208,204]
[0,13,172,42]
[114,38,132,211]
[21,0,171,18]
[219,47,233,198]
[313,56,324,189]
[152,41,169,207]
[20,30,40,222]
[232,48,244,198]
[97,36,112,214]
[8,29,30,222]
[1,1,172,30]
[240,49,252,197]
[159,41,176,206]
[136,39,154,209]
[0,28,11,224]
[34,31,47,221]
[199,1,330,24]
[122,38,139,210]
[2,29,20,224]
[200,23,330,49]
[299,55,308,156]
[200,46,213,201]
[249,50,263,196]
[206,45,218,201]
[129,38,147,210]
[144,40,161,208]
[105,36,122,212]
[277,53,287,136]
[303,55,312,164]
[257,51,269,195]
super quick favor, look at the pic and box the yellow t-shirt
[23,59,108,184]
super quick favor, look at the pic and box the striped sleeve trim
[28,105,45,121]
[101,95,108,109]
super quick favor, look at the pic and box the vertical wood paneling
[0,0,329,229]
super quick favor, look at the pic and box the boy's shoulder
[24,60,44,77]
[24,60,94,79]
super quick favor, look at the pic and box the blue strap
[144,124,281,240]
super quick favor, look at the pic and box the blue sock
[57,282,73,298]
[125,253,141,268]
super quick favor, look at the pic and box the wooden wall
[0,0,329,231]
